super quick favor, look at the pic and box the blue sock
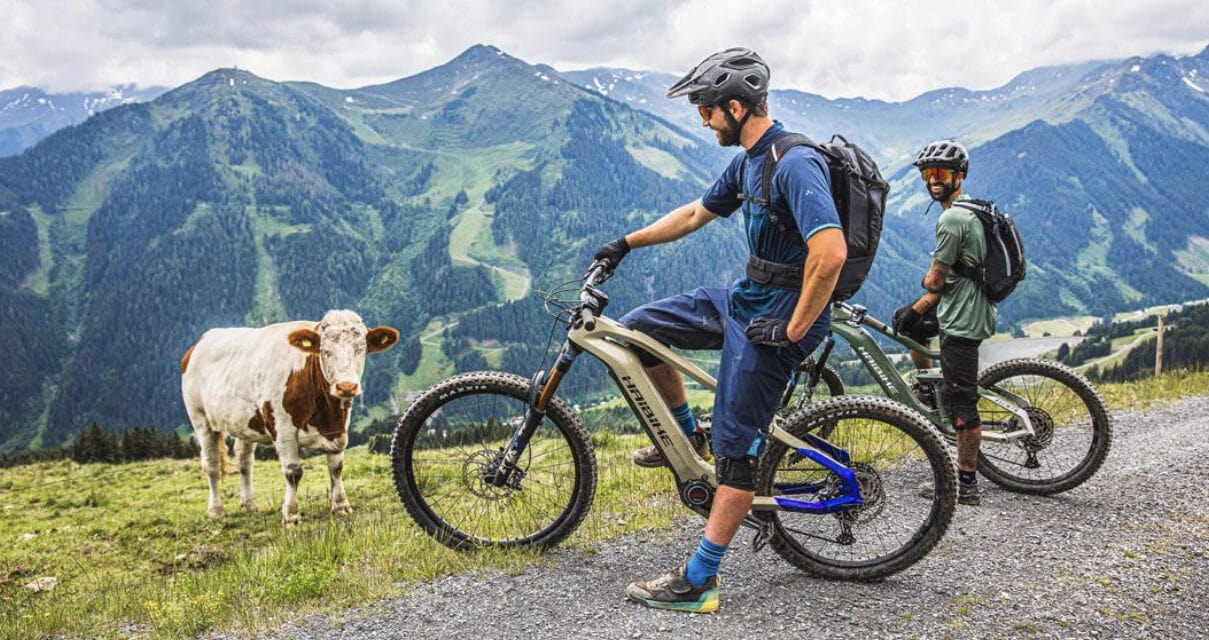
[671,402,698,438]
[685,537,727,586]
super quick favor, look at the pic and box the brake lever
[572,283,609,331]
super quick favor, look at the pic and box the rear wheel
[795,361,846,404]
[391,371,597,549]
[976,359,1112,495]
[758,395,956,581]
[778,360,846,434]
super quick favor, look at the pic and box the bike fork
[488,343,581,487]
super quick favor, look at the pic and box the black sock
[958,470,976,485]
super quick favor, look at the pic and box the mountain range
[1,43,1207,451]
[0,85,165,157]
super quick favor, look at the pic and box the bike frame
[812,302,1036,444]
[497,267,865,518]
[564,315,863,516]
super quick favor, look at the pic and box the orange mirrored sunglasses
[697,104,715,120]
[919,166,956,182]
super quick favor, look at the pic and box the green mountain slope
[3,44,1208,451]
[0,46,737,451]
[0,86,166,158]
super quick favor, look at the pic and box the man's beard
[716,116,742,147]
[930,183,957,203]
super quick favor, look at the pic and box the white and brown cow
[180,309,399,526]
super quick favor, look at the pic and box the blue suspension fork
[487,342,580,487]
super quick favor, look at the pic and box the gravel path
[253,396,1209,640]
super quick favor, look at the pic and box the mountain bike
[781,301,1113,494]
[390,264,957,580]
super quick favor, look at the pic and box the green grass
[0,433,681,639]
[625,143,687,180]
[425,143,534,204]
[1022,316,1097,338]
[1110,328,1153,349]
[1076,333,1155,373]
[4,368,1207,639]
[1174,235,1209,284]
[447,206,530,301]
[1096,369,1209,411]
[244,206,305,325]
[22,206,53,296]
[394,318,457,394]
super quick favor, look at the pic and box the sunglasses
[919,166,956,182]
[697,104,714,120]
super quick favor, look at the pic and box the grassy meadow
[2,369,1207,639]
[0,432,679,639]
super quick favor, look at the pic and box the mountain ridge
[1,44,1207,452]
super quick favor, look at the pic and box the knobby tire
[390,371,598,550]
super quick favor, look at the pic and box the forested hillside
[0,45,735,450]
[1089,302,1209,382]
[0,86,165,157]
[2,43,1208,451]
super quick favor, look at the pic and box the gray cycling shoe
[625,564,719,614]
[632,431,710,468]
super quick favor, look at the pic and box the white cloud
[3,0,1207,100]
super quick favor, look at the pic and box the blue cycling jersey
[701,122,841,322]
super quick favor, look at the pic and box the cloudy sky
[4,0,1208,101]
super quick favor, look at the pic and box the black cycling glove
[892,303,921,336]
[592,236,631,272]
[745,317,793,347]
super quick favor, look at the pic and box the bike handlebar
[863,313,891,334]
[833,300,936,356]
[575,262,611,331]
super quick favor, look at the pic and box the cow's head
[287,310,399,399]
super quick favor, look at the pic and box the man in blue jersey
[591,48,847,613]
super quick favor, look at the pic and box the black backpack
[738,132,889,301]
[950,199,1026,303]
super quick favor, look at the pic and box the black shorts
[939,333,982,429]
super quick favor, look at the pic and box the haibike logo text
[621,376,674,447]
[855,346,899,396]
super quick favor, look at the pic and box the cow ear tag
[301,339,313,349]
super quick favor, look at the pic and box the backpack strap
[737,132,818,246]
[948,200,995,284]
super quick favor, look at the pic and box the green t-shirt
[932,195,997,340]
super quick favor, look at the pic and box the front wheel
[390,371,598,550]
[757,395,957,581]
[976,358,1112,495]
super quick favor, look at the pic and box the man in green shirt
[892,139,997,505]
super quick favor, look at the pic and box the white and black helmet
[666,47,770,106]
[914,139,970,175]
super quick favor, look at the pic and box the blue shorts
[619,286,830,459]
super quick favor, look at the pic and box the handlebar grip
[580,308,596,331]
[865,316,889,333]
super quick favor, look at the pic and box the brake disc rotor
[462,449,517,500]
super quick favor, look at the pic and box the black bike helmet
[913,139,970,175]
[666,47,769,106]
